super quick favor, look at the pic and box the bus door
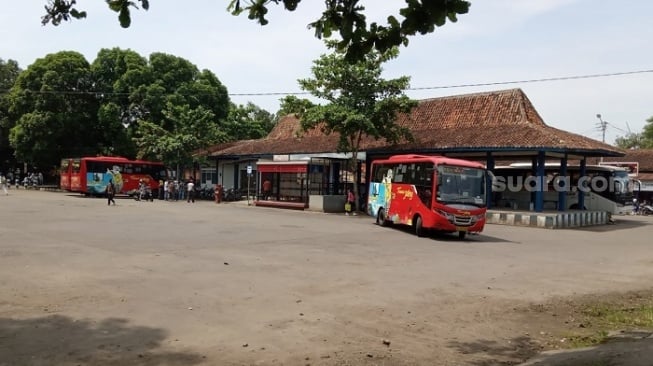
[60,159,72,190]
[70,159,82,192]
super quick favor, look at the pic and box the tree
[0,58,21,170]
[613,118,653,149]
[91,47,150,157]
[91,49,231,157]
[6,48,231,172]
[223,102,276,141]
[136,53,229,130]
[133,103,227,178]
[614,132,650,150]
[277,95,315,118]
[41,0,471,61]
[8,51,103,169]
[297,45,417,211]
[642,116,653,147]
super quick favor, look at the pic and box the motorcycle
[641,205,653,216]
[222,187,242,202]
[134,183,154,202]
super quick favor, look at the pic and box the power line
[1,69,652,97]
[407,69,653,92]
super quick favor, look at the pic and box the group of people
[161,179,196,203]
[0,171,43,190]
[0,171,46,195]
[104,178,198,206]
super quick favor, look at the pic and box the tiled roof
[596,149,653,172]
[211,88,623,157]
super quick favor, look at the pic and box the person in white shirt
[1,174,8,195]
[186,179,195,203]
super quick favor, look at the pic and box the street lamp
[596,114,608,143]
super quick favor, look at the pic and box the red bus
[60,156,167,196]
[367,154,488,239]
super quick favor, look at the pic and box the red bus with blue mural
[367,154,488,239]
[60,156,166,196]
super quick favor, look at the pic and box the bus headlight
[470,214,485,223]
[436,209,456,222]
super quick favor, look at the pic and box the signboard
[599,161,639,177]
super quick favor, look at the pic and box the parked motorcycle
[222,187,243,202]
[641,205,653,216]
[134,182,154,202]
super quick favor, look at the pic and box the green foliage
[0,59,22,167]
[297,45,417,209]
[137,53,229,129]
[565,302,653,349]
[223,102,276,141]
[642,116,653,146]
[229,0,471,60]
[614,132,652,150]
[277,95,315,118]
[298,46,416,153]
[42,0,149,28]
[41,0,470,61]
[6,48,231,174]
[8,51,103,169]
[614,117,653,149]
[91,48,149,156]
[133,103,227,169]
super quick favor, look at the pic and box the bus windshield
[436,165,486,207]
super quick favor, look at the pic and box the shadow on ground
[448,332,653,366]
[448,336,539,366]
[386,224,515,244]
[573,216,650,232]
[518,333,653,366]
[0,315,204,366]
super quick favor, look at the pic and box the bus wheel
[414,215,425,237]
[458,231,467,240]
[377,208,388,226]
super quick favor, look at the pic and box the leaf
[118,7,131,28]
[107,0,122,12]
[69,9,87,19]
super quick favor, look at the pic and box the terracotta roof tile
[210,88,623,157]
[596,149,653,172]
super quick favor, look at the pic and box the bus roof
[377,154,485,169]
[73,156,164,165]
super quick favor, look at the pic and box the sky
[2,0,652,145]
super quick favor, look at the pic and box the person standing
[187,179,195,203]
[1,174,8,195]
[262,178,271,200]
[345,188,356,216]
[106,179,116,206]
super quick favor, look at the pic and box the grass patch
[563,297,653,348]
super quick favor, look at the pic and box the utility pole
[596,113,609,163]
[596,113,608,143]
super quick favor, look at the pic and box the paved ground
[0,189,652,365]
